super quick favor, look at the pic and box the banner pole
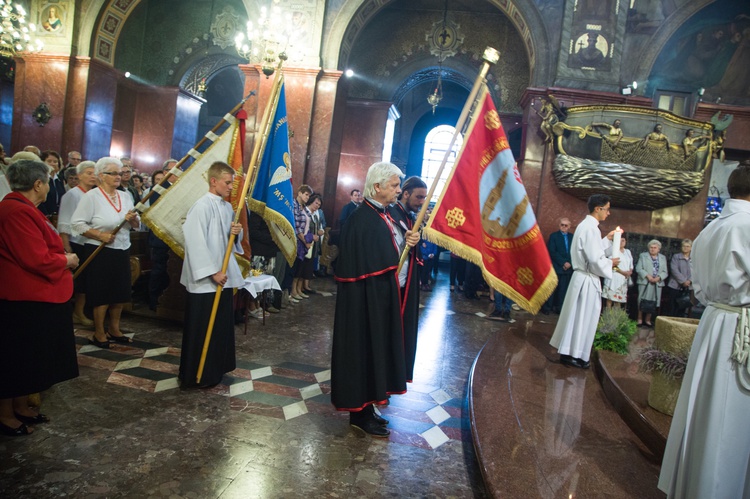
[196,62,285,383]
[396,47,500,274]
[72,92,256,280]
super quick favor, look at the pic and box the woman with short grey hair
[0,160,80,436]
[635,239,668,327]
[58,160,98,326]
[6,159,49,190]
[71,156,139,348]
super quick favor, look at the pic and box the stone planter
[647,316,700,416]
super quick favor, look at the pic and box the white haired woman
[636,239,668,327]
[58,161,97,326]
[0,160,80,436]
[71,157,140,348]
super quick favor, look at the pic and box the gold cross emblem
[445,207,466,229]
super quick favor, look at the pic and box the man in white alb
[178,161,243,389]
[659,164,750,498]
[549,194,618,369]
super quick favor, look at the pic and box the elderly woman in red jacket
[0,160,80,436]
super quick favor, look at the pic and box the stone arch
[89,0,144,65]
[391,66,474,108]
[322,0,552,86]
[76,0,108,57]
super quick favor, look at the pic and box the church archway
[323,0,552,86]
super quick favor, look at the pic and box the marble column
[307,70,343,220]
[61,57,92,158]
[81,60,119,160]
[334,99,392,224]
[239,65,322,189]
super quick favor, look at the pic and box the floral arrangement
[593,307,638,355]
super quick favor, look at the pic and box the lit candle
[612,226,623,259]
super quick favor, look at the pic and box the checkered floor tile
[75,331,469,449]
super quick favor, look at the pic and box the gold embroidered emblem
[485,110,500,130]
[445,207,466,229]
[517,267,534,286]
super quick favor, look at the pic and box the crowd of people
[3,144,747,499]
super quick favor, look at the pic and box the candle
[612,226,622,259]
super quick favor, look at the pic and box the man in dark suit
[546,217,573,313]
[338,189,362,228]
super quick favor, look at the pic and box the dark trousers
[450,257,466,286]
[546,272,571,312]
[421,258,435,285]
[432,247,443,277]
[149,245,170,309]
[464,263,483,297]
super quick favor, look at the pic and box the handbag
[639,282,658,314]
[675,288,692,310]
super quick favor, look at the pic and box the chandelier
[427,0,450,113]
[0,1,43,59]
[234,5,293,78]
[427,63,443,115]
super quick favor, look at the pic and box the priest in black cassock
[178,161,243,389]
[331,162,421,437]
[390,176,426,382]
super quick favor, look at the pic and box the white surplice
[180,192,244,294]
[659,198,750,498]
[549,214,613,362]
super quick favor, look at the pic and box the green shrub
[593,307,637,355]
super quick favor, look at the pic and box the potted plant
[593,307,638,355]
[639,316,699,415]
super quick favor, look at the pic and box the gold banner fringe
[422,227,558,315]
[246,198,297,267]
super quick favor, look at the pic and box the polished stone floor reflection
[471,316,665,498]
[0,266,663,497]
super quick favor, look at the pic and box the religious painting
[649,0,750,106]
[566,0,616,72]
[39,2,68,35]
[568,31,612,71]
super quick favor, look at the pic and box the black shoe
[350,416,390,437]
[0,421,32,436]
[372,412,389,426]
[350,406,390,436]
[560,355,590,369]
[364,404,389,426]
[14,412,50,425]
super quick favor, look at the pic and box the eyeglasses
[560,223,570,227]
[101,172,122,176]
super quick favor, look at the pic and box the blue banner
[248,81,297,265]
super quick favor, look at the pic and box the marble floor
[0,266,663,498]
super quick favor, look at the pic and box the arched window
[421,125,463,203]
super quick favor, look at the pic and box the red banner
[229,109,252,266]
[423,85,556,313]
